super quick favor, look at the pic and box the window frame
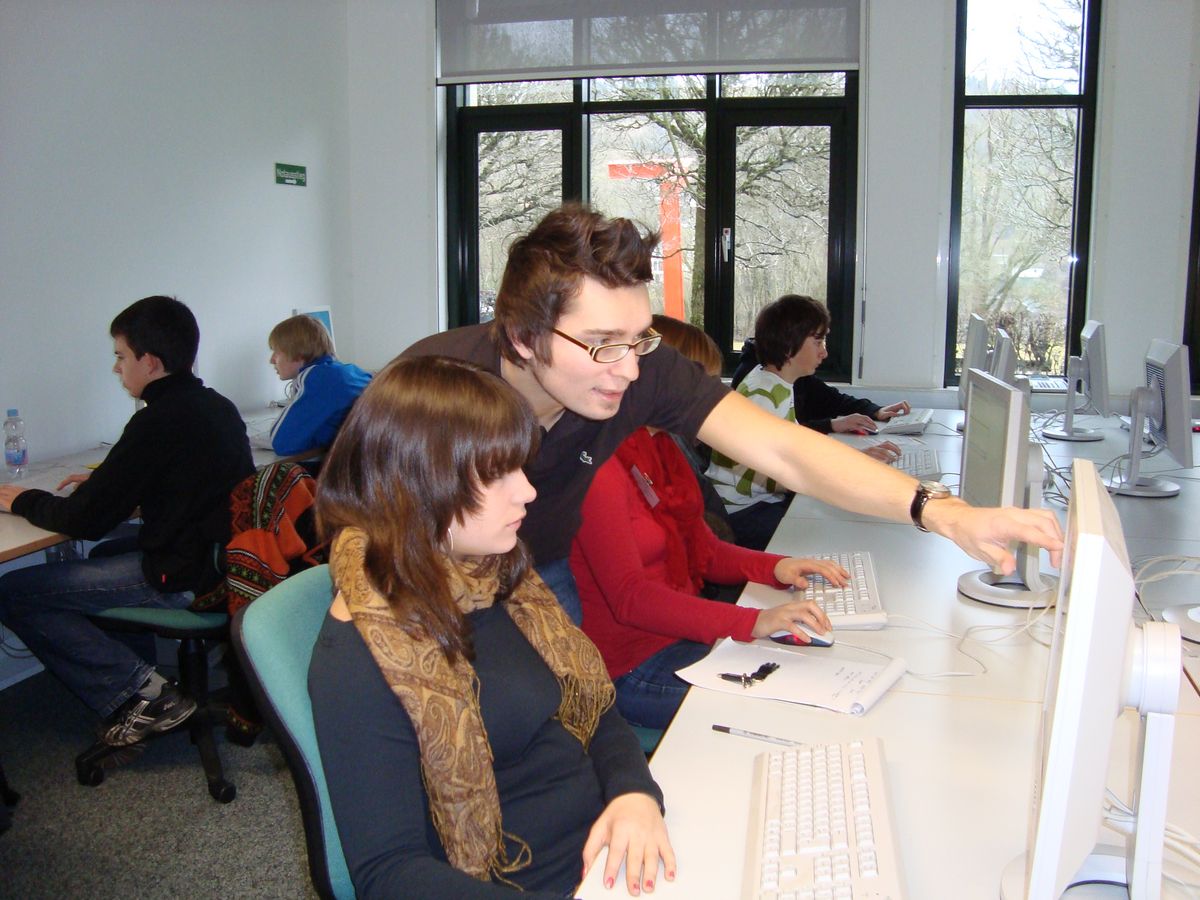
[445,74,859,379]
[944,0,1102,387]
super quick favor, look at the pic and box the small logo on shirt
[579,451,593,465]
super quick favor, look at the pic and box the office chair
[232,565,353,900]
[75,606,235,802]
[631,725,664,757]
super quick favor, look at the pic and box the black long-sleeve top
[731,340,882,435]
[11,372,253,593]
[308,603,664,899]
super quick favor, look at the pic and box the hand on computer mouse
[769,626,835,648]
[751,599,832,642]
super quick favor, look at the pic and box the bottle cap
[6,409,17,417]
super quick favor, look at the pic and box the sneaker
[102,682,197,747]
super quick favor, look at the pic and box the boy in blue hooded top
[266,314,371,455]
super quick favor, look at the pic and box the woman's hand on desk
[56,472,90,492]
[582,791,675,895]
[922,499,1064,572]
[861,441,901,463]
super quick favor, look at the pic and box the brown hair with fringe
[491,203,661,367]
[268,314,335,364]
[316,355,540,660]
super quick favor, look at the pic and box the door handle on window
[722,227,732,262]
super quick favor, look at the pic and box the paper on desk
[676,638,907,716]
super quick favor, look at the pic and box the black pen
[712,724,803,747]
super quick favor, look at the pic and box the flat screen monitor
[1108,339,1194,498]
[990,327,1017,387]
[1043,319,1111,442]
[293,306,335,345]
[957,313,990,411]
[1000,458,1181,898]
[958,369,1056,608]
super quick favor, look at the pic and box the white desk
[578,408,1200,899]
[0,447,109,562]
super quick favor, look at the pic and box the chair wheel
[209,780,236,803]
[77,764,105,787]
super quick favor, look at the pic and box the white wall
[344,0,440,370]
[857,0,1200,402]
[0,0,350,460]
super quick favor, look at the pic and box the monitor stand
[999,621,1181,899]
[1042,357,1103,442]
[1106,386,1182,498]
[1162,605,1200,643]
[959,440,1057,609]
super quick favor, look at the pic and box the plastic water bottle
[4,409,28,478]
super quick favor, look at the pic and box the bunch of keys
[718,661,779,688]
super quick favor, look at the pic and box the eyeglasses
[552,327,662,363]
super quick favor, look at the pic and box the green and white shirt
[705,365,795,510]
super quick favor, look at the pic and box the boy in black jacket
[0,296,253,746]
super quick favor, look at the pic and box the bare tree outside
[955,0,1086,376]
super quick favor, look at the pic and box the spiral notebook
[676,638,907,716]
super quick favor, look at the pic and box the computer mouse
[769,626,835,648]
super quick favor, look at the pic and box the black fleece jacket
[12,372,253,593]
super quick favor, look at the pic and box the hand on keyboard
[876,400,911,419]
[861,440,901,463]
[773,556,850,590]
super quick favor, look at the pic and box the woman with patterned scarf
[569,316,844,731]
[309,355,673,898]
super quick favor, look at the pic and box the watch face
[920,480,951,498]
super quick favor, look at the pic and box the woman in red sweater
[569,317,845,729]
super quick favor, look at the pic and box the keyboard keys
[800,552,888,630]
[743,739,905,899]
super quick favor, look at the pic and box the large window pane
[958,107,1078,375]
[965,0,1084,95]
[731,124,831,347]
[589,112,707,327]
[477,129,563,321]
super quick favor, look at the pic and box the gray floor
[0,669,317,898]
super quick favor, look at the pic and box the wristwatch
[910,480,951,532]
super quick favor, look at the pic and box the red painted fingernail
[605,877,614,889]
[646,879,655,890]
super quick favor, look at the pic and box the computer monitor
[999,458,1181,898]
[1044,319,1111,442]
[1107,339,1194,498]
[957,313,990,411]
[989,327,1017,386]
[957,369,1057,608]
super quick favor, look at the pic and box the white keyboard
[890,448,941,480]
[743,739,905,900]
[1027,375,1068,393]
[873,409,932,435]
[801,552,887,630]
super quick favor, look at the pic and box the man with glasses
[403,203,1062,623]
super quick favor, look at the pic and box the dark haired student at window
[308,355,673,898]
[707,294,908,550]
[730,294,913,438]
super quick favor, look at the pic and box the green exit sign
[275,163,307,186]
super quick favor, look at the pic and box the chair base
[75,702,236,802]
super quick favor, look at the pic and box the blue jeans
[535,558,582,626]
[0,550,192,717]
[613,640,711,730]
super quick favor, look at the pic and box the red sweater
[570,436,786,679]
